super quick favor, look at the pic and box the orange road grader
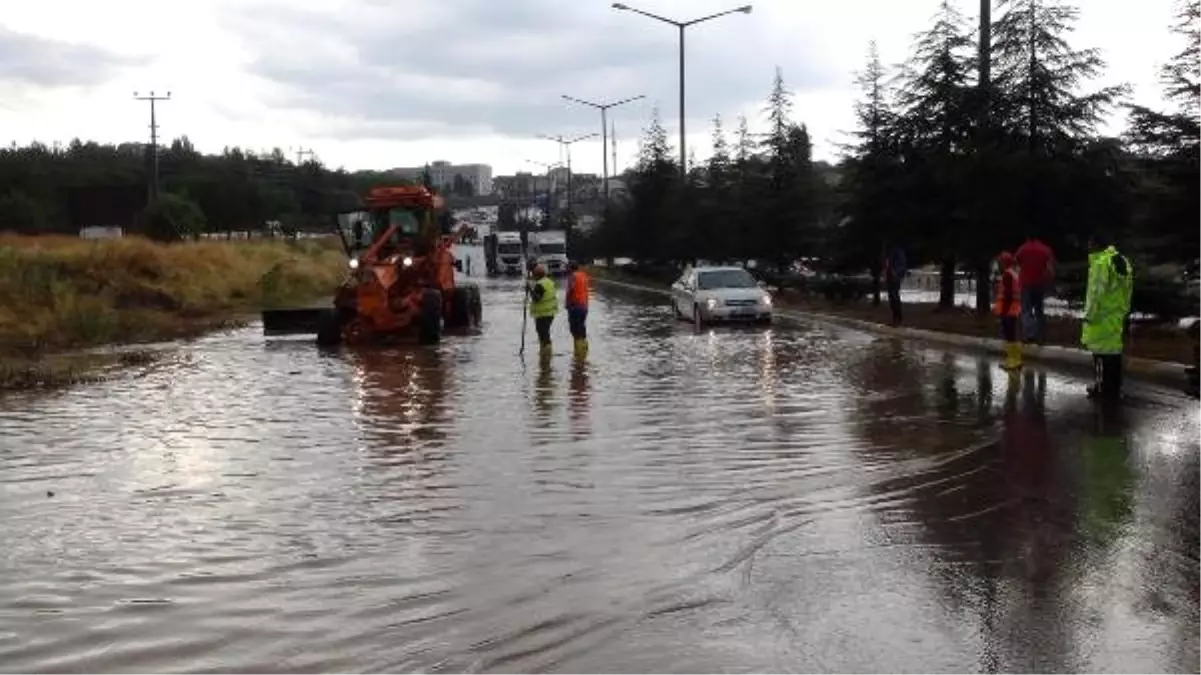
[262,185,482,346]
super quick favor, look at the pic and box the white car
[671,266,774,328]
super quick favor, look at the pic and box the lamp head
[738,5,752,13]
[612,3,629,9]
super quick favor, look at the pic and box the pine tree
[701,114,735,263]
[991,0,1129,151]
[841,40,901,303]
[989,0,1130,261]
[758,68,817,271]
[627,107,681,264]
[734,114,755,166]
[709,114,731,177]
[1125,0,1199,260]
[891,0,978,308]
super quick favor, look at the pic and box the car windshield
[539,243,566,254]
[498,243,522,254]
[697,269,757,290]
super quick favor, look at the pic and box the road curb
[592,275,1191,389]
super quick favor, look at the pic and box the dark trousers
[1022,284,1047,343]
[1093,354,1123,398]
[534,316,553,346]
[1000,316,1017,342]
[567,306,588,340]
[886,280,902,325]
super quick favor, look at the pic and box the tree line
[580,0,1199,312]
[0,137,417,240]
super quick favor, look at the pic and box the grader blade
[261,307,331,335]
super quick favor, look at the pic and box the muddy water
[1,268,1197,673]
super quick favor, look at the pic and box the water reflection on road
[0,271,1196,673]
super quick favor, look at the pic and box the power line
[133,90,171,202]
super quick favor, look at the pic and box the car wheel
[693,304,705,331]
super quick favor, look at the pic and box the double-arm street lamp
[560,94,644,204]
[525,158,565,224]
[611,2,752,177]
[537,133,599,229]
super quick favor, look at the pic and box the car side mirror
[757,280,766,289]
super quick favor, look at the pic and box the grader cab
[262,185,482,346]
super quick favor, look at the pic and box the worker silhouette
[526,263,558,355]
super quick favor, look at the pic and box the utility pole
[133,90,171,202]
[295,148,315,165]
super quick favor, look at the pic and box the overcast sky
[0,0,1182,177]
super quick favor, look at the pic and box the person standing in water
[564,261,590,356]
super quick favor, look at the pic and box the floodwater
[1,260,1198,673]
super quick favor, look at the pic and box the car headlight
[348,258,359,269]
[706,297,719,310]
[761,294,772,306]
[402,256,413,267]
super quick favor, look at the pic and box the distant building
[391,160,493,196]
[492,172,551,198]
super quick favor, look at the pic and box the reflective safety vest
[529,277,558,318]
[992,267,1021,317]
[1081,246,1134,354]
[566,270,590,308]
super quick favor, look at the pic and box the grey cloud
[225,0,837,143]
[0,26,142,87]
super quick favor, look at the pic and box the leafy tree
[139,193,207,241]
[452,174,475,197]
[0,191,50,233]
[0,138,408,237]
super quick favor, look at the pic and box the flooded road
[1,266,1198,673]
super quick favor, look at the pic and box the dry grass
[0,234,347,358]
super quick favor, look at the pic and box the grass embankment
[0,235,347,389]
[589,265,1197,366]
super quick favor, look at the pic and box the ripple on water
[0,272,1197,673]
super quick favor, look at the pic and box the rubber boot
[540,342,553,357]
[573,338,589,357]
[1000,342,1021,370]
[1010,341,1023,369]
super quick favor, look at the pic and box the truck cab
[495,231,525,276]
[529,230,568,276]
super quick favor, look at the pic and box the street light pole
[526,159,565,227]
[561,94,645,205]
[611,3,752,177]
[537,133,599,233]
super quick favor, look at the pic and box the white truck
[495,231,525,276]
[529,229,569,276]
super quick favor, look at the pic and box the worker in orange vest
[994,251,1023,370]
[565,260,590,356]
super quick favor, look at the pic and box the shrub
[808,274,873,304]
